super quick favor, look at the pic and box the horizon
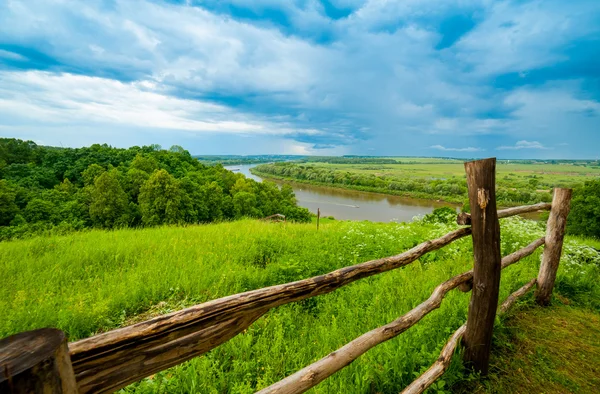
[1,1,599,159]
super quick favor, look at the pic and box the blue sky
[0,0,599,158]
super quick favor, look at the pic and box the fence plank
[462,158,502,375]
[535,188,572,306]
[0,328,77,394]
[457,202,552,225]
[69,227,472,393]
[255,237,544,394]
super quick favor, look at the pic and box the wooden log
[402,278,537,394]
[401,324,467,394]
[457,236,543,293]
[256,272,474,394]
[499,278,537,314]
[456,202,552,225]
[0,328,77,394]
[255,237,544,394]
[535,188,572,306]
[69,227,472,393]
[462,158,502,375]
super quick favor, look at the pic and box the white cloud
[497,140,550,150]
[430,145,483,152]
[0,0,598,157]
[0,70,322,137]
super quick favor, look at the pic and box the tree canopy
[0,138,310,240]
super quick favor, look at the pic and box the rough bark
[535,188,572,306]
[0,328,77,394]
[69,227,472,393]
[457,202,552,225]
[402,278,537,394]
[462,158,502,375]
[255,237,544,394]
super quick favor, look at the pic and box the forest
[0,138,310,240]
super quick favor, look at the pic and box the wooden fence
[0,158,573,394]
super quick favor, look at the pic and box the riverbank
[250,168,465,204]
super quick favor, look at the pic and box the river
[225,164,460,223]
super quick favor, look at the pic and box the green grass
[1,218,599,393]
[457,304,600,394]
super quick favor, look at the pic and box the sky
[0,0,599,159]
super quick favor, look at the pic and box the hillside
[1,217,598,393]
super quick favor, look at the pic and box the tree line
[252,162,555,205]
[0,139,310,240]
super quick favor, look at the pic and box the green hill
[1,218,598,393]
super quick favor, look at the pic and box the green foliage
[0,138,311,240]
[0,180,19,225]
[422,207,457,224]
[1,219,598,393]
[89,170,131,228]
[567,179,600,238]
[139,170,185,225]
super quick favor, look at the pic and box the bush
[567,180,600,238]
[422,207,457,224]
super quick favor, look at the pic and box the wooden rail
[0,158,572,394]
[256,237,545,394]
[69,227,472,393]
[402,278,538,394]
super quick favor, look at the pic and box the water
[225,164,460,223]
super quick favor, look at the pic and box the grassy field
[252,159,600,206]
[1,218,599,393]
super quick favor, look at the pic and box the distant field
[1,218,599,393]
[253,159,600,206]
[307,161,600,186]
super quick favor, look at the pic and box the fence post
[462,158,502,375]
[535,188,572,306]
[317,208,320,230]
[0,328,77,393]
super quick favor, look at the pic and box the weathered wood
[401,324,467,394]
[460,235,544,293]
[69,227,472,393]
[317,208,320,230]
[456,202,552,225]
[0,328,77,394]
[499,278,537,314]
[462,158,502,375]
[403,277,537,394]
[255,238,544,394]
[535,188,572,306]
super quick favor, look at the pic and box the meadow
[252,159,600,206]
[2,217,599,393]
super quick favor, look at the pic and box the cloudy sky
[0,0,599,158]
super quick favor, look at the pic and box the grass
[1,217,599,393]
[458,304,600,394]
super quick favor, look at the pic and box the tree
[233,192,260,218]
[82,164,106,186]
[24,199,57,224]
[567,180,600,238]
[89,170,130,228]
[0,180,19,226]
[138,169,185,225]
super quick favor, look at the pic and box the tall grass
[1,218,598,393]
